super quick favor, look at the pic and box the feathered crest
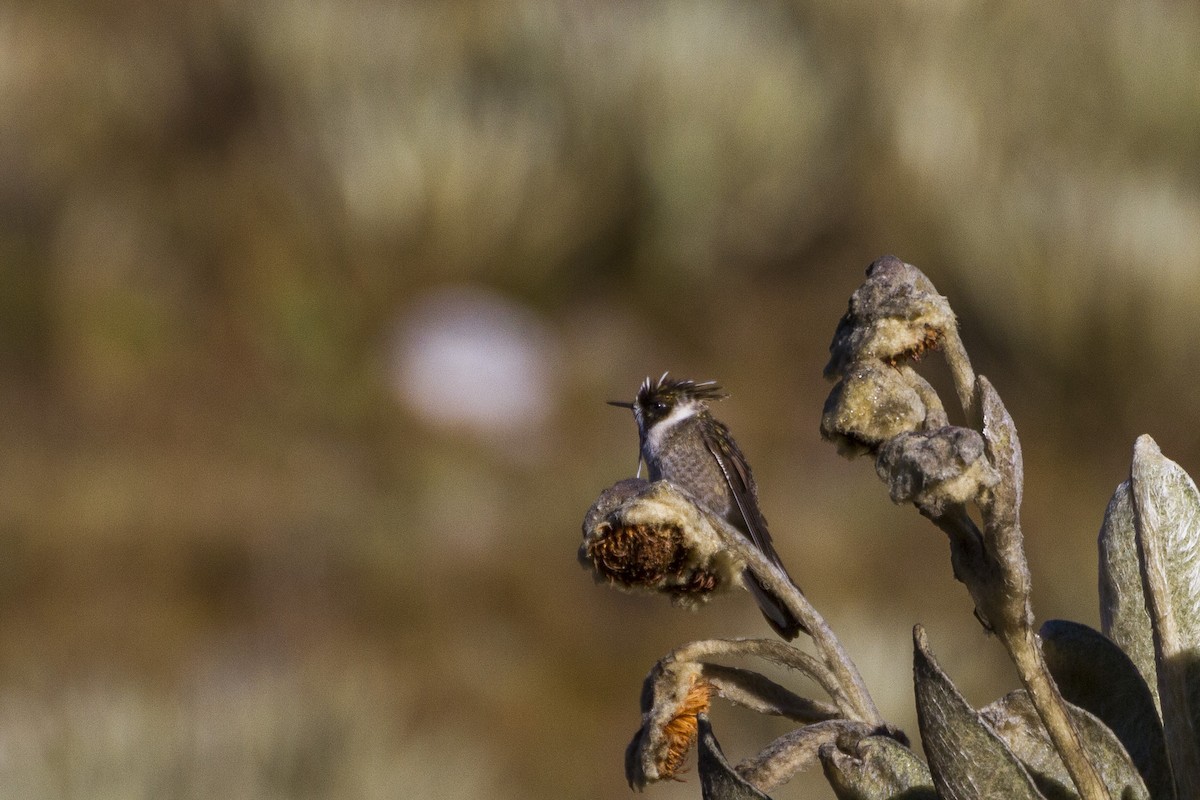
[636,373,728,407]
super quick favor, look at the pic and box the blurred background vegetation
[1,1,1198,797]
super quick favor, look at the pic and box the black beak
[607,400,635,409]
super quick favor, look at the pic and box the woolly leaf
[913,626,1045,799]
[1130,435,1200,798]
[982,689,1150,800]
[737,719,877,791]
[1098,480,1159,711]
[1040,619,1173,800]
[819,735,937,800]
[697,715,773,800]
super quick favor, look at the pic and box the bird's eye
[653,402,668,413]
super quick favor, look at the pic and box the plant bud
[825,255,956,380]
[875,427,1000,517]
[821,362,945,457]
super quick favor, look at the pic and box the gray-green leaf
[912,625,1046,799]
[981,689,1151,800]
[1040,619,1173,800]
[1130,435,1200,798]
[819,735,937,800]
[697,714,773,800]
[1098,479,1160,712]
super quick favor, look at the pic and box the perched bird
[608,374,806,639]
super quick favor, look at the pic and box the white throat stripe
[645,401,699,452]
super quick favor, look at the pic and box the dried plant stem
[669,638,853,719]
[735,719,879,791]
[1002,628,1112,800]
[712,520,883,727]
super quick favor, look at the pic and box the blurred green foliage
[0,1,1198,797]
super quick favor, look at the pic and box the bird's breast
[646,438,734,520]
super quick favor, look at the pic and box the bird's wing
[700,420,784,566]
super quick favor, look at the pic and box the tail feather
[743,568,807,640]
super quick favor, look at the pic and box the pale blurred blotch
[389,284,561,444]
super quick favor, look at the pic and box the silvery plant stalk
[581,255,1200,800]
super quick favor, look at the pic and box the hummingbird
[608,374,806,639]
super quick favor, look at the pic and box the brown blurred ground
[1,1,1199,797]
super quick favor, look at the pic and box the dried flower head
[581,480,739,607]
[659,675,714,779]
[627,663,714,787]
[584,521,722,597]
